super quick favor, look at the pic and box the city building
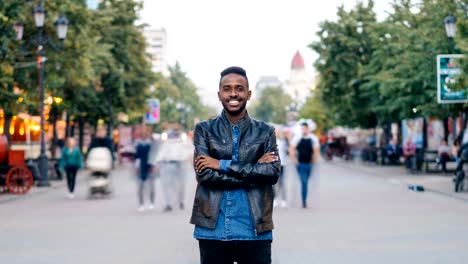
[143,27,169,75]
[285,51,317,107]
[254,76,283,99]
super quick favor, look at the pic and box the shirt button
[226,218,230,222]
[227,201,232,206]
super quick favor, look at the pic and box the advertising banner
[144,99,160,124]
[402,118,424,148]
[437,54,467,103]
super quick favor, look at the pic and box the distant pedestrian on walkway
[289,122,320,209]
[437,140,452,173]
[87,127,115,168]
[403,137,417,172]
[134,128,156,212]
[385,138,400,165]
[192,66,280,264]
[154,130,190,212]
[60,138,83,199]
[274,127,289,208]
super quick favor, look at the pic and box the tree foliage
[250,86,292,124]
[150,63,216,131]
[299,88,334,132]
[310,0,468,129]
[1,0,215,135]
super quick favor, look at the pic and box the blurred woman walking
[60,138,83,199]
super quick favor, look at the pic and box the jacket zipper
[246,191,258,236]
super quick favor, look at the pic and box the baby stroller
[86,147,113,198]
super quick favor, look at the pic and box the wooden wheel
[6,166,33,194]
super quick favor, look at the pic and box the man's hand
[195,155,220,173]
[258,152,279,164]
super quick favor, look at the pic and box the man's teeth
[228,100,240,106]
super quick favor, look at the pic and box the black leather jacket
[190,111,280,234]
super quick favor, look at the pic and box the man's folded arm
[193,124,247,189]
[228,128,280,185]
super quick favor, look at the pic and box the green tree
[250,86,292,124]
[148,64,216,131]
[299,89,334,132]
[311,0,467,134]
[310,1,378,128]
[0,0,28,142]
[366,0,464,122]
[93,0,154,128]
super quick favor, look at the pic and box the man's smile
[228,99,240,107]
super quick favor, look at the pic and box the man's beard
[223,102,246,116]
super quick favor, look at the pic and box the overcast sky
[140,0,392,107]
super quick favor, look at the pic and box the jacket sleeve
[193,123,247,189]
[228,127,280,185]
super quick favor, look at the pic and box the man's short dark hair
[301,122,309,127]
[219,66,249,87]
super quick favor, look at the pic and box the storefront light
[47,96,54,105]
[19,123,25,136]
[53,97,63,104]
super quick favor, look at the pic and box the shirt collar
[220,110,251,130]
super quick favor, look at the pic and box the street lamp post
[444,14,457,39]
[442,13,465,142]
[13,2,68,187]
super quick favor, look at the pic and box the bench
[376,147,402,166]
[423,150,456,173]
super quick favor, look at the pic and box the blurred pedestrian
[289,122,320,209]
[274,127,288,208]
[60,138,83,199]
[437,140,451,173]
[87,127,115,167]
[386,138,400,165]
[319,132,327,157]
[192,66,280,264]
[155,130,191,212]
[403,137,417,172]
[134,128,155,212]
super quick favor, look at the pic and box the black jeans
[199,239,272,264]
[65,165,79,193]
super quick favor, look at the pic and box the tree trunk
[423,117,428,150]
[382,122,394,144]
[443,117,449,142]
[51,106,58,159]
[78,116,84,154]
[4,113,12,145]
[70,117,75,137]
[458,107,468,143]
[65,111,70,139]
[397,121,403,144]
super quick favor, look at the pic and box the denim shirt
[194,124,273,241]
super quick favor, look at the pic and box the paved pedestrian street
[1,161,468,264]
